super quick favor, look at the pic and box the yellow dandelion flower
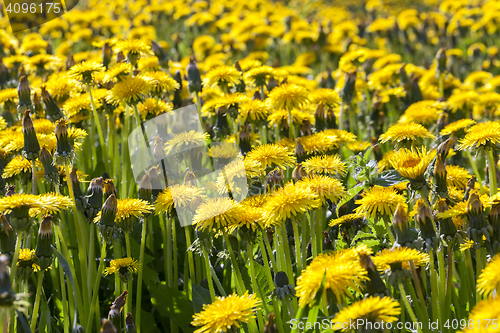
[329,212,363,227]
[17,249,40,272]
[202,66,241,89]
[140,71,180,94]
[457,121,500,151]
[379,122,435,144]
[298,175,346,204]
[104,258,140,276]
[299,132,336,155]
[268,83,309,110]
[295,249,368,307]
[2,155,32,178]
[267,109,314,128]
[301,155,346,176]
[0,88,18,104]
[107,76,151,105]
[29,192,72,218]
[309,88,340,109]
[446,165,471,190]
[164,130,209,155]
[102,62,131,83]
[192,197,243,231]
[378,151,397,172]
[137,98,172,120]
[477,254,500,296]
[238,100,270,123]
[67,61,105,84]
[447,90,479,113]
[398,100,444,125]
[227,206,266,232]
[209,142,240,160]
[458,297,500,333]
[191,292,260,333]
[264,182,321,225]
[245,144,296,170]
[155,185,206,214]
[355,186,407,219]
[113,39,154,57]
[373,247,429,271]
[440,119,476,136]
[332,296,401,332]
[459,239,475,252]
[243,65,275,86]
[389,147,433,181]
[346,140,371,153]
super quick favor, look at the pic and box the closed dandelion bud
[301,119,312,136]
[437,200,458,244]
[109,291,127,319]
[488,203,500,252]
[103,179,117,200]
[437,137,453,160]
[213,107,229,140]
[116,51,125,64]
[267,76,278,92]
[35,215,53,271]
[184,170,197,187]
[239,124,251,155]
[433,154,447,197]
[33,92,44,118]
[187,58,202,94]
[294,139,306,163]
[0,254,15,307]
[323,230,333,250]
[138,173,152,204]
[101,319,117,333]
[314,104,325,132]
[54,120,74,165]
[436,47,447,76]
[41,86,63,122]
[466,193,493,244]
[437,113,448,132]
[86,177,104,222]
[66,55,75,70]
[5,185,15,197]
[359,253,388,297]
[415,200,439,251]
[264,314,277,333]
[172,70,183,109]
[148,166,164,199]
[273,271,295,300]
[70,167,87,214]
[393,204,420,249]
[292,163,307,183]
[126,313,136,333]
[0,61,10,88]
[266,168,284,192]
[102,43,112,69]
[0,215,15,257]
[151,41,169,68]
[339,70,356,104]
[234,61,246,93]
[98,194,118,242]
[21,110,40,161]
[17,75,32,113]
[325,108,337,129]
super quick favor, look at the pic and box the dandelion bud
[172,70,183,109]
[467,193,493,244]
[0,61,10,88]
[138,172,152,203]
[393,204,420,249]
[66,55,75,70]
[213,106,229,140]
[126,313,136,333]
[184,170,197,187]
[0,254,15,307]
[54,120,74,165]
[433,154,447,197]
[35,215,53,271]
[266,168,284,192]
[239,124,251,155]
[489,203,500,252]
[292,163,307,183]
[234,61,246,93]
[264,314,278,333]
[295,139,306,163]
[415,200,439,251]
[116,51,125,64]
[436,199,458,244]
[0,215,15,257]
[151,41,169,68]
[359,253,388,297]
[109,291,127,319]
[100,319,117,333]
[16,248,39,281]
[187,58,202,94]
[86,177,104,222]
[253,91,262,100]
[102,43,112,69]
[339,70,356,104]
[314,104,325,132]
[17,75,32,113]
[22,110,40,161]
[323,230,333,250]
[41,86,64,122]
[325,108,337,129]
[33,92,44,118]
[5,185,15,197]
[98,194,118,242]
[436,47,447,76]
[273,271,295,300]
[267,76,278,92]
[464,176,476,201]
[301,119,312,136]
[103,179,117,200]
[437,113,448,132]
[437,137,453,160]
[70,167,88,214]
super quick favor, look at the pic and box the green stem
[30,271,44,331]
[487,149,497,195]
[125,233,133,315]
[398,282,424,333]
[291,221,302,275]
[429,249,441,325]
[464,249,476,307]
[410,261,428,325]
[288,110,296,140]
[202,245,216,301]
[222,231,245,295]
[10,231,23,287]
[87,85,109,171]
[476,248,483,304]
[381,217,395,244]
[309,211,317,258]
[437,249,447,324]
[87,222,95,307]
[246,242,266,329]
[339,102,345,131]
[290,306,305,333]
[280,225,294,283]
[184,226,195,284]
[86,241,107,332]
[263,231,277,272]
[159,214,172,288]
[466,150,485,194]
[135,217,147,333]
[31,160,36,195]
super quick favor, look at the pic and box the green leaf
[336,185,363,216]
[372,170,404,187]
[39,296,52,333]
[192,283,212,313]
[360,239,381,251]
[147,282,195,332]
[16,310,32,333]
[350,231,377,245]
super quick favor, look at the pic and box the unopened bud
[102,43,112,69]
[17,75,32,113]
[41,86,64,122]
[187,58,202,94]
[109,291,127,318]
[98,194,118,242]
[22,110,40,161]
[35,215,53,270]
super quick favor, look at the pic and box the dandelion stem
[159,214,172,287]
[247,242,269,317]
[87,85,109,171]
[10,231,23,287]
[125,233,133,315]
[429,249,441,325]
[135,217,147,333]
[280,225,295,283]
[184,226,195,284]
[466,151,485,194]
[30,271,44,331]
[31,160,36,195]
[86,241,107,332]
[262,231,277,273]
[202,245,216,301]
[487,149,497,195]
[410,260,428,324]
[291,220,302,275]
[398,282,424,333]
[381,217,395,244]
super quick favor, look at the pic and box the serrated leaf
[351,231,377,245]
[372,170,404,187]
[336,185,363,216]
[361,239,381,251]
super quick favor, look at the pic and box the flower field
[2,0,500,332]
